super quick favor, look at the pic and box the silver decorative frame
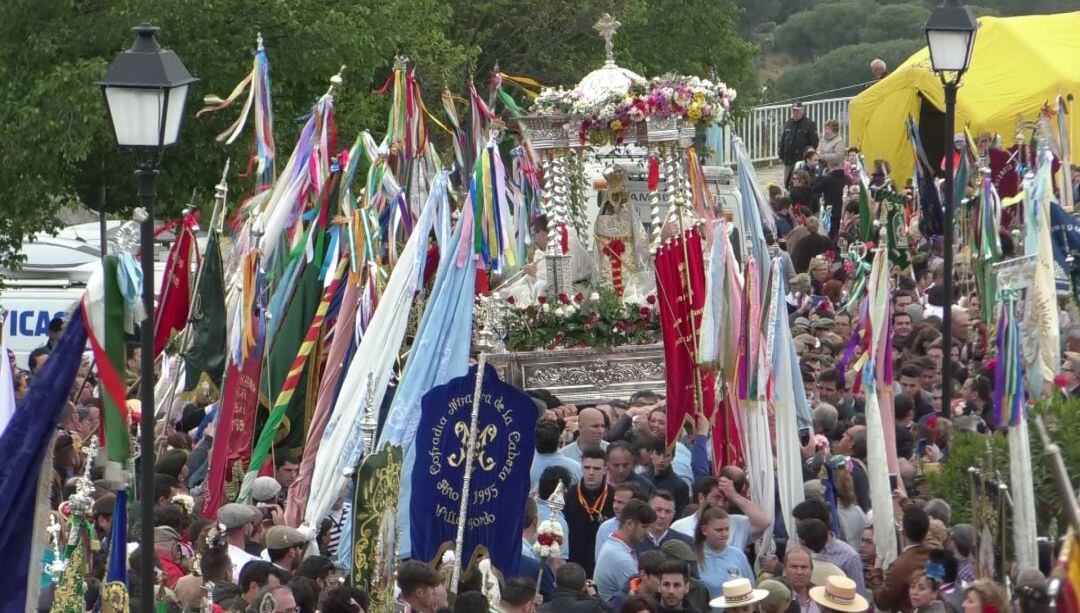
[677,123,697,148]
[487,343,666,405]
[518,115,571,151]
[645,116,679,144]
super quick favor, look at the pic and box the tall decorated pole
[409,292,537,592]
[449,305,496,593]
[50,437,100,613]
[197,33,276,185]
[650,112,715,447]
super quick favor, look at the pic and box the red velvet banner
[201,353,263,519]
[654,228,715,447]
[154,223,197,356]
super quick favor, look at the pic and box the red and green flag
[83,254,132,468]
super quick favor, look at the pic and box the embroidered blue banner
[410,363,536,577]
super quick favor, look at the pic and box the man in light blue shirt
[559,407,609,462]
[531,419,582,489]
[594,482,648,561]
[594,499,656,601]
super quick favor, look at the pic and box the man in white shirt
[560,407,609,462]
[219,502,263,582]
[670,476,768,552]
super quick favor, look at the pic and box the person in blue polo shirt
[594,499,656,601]
[694,505,755,599]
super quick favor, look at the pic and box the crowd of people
[34,94,1080,613]
[43,358,1061,613]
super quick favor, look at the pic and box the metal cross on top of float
[594,13,621,65]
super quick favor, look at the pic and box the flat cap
[265,525,311,550]
[251,476,282,503]
[218,503,260,530]
[661,539,696,563]
[154,526,181,543]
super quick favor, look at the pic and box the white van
[1,282,85,368]
[0,224,175,368]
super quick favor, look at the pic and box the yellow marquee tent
[849,12,1080,185]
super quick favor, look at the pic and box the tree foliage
[774,38,923,100]
[0,0,756,270]
[916,0,1072,13]
[924,396,1080,540]
[860,4,932,44]
[448,0,757,93]
[733,0,782,33]
[773,1,875,59]
[767,0,1065,100]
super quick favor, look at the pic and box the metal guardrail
[728,96,855,165]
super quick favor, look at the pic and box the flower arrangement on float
[532,74,737,146]
[504,287,660,351]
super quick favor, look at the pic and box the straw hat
[709,578,768,609]
[809,576,869,612]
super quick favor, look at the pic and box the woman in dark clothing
[788,170,818,216]
[813,159,848,242]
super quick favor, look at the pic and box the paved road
[753,162,785,189]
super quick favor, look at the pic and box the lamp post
[925,0,977,418]
[100,24,196,612]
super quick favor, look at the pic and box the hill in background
[735,0,1074,103]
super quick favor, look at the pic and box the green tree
[447,0,757,93]
[772,10,817,58]
[774,38,923,99]
[0,0,756,271]
[0,0,471,270]
[919,0,1071,15]
[776,0,829,24]
[773,1,874,59]
[733,0,782,33]
[860,4,932,43]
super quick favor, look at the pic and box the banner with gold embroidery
[655,227,715,445]
[349,445,402,610]
[202,352,263,519]
[409,364,537,578]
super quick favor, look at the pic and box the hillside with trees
[733,0,1075,102]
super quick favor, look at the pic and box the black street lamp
[100,24,196,612]
[925,0,977,418]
